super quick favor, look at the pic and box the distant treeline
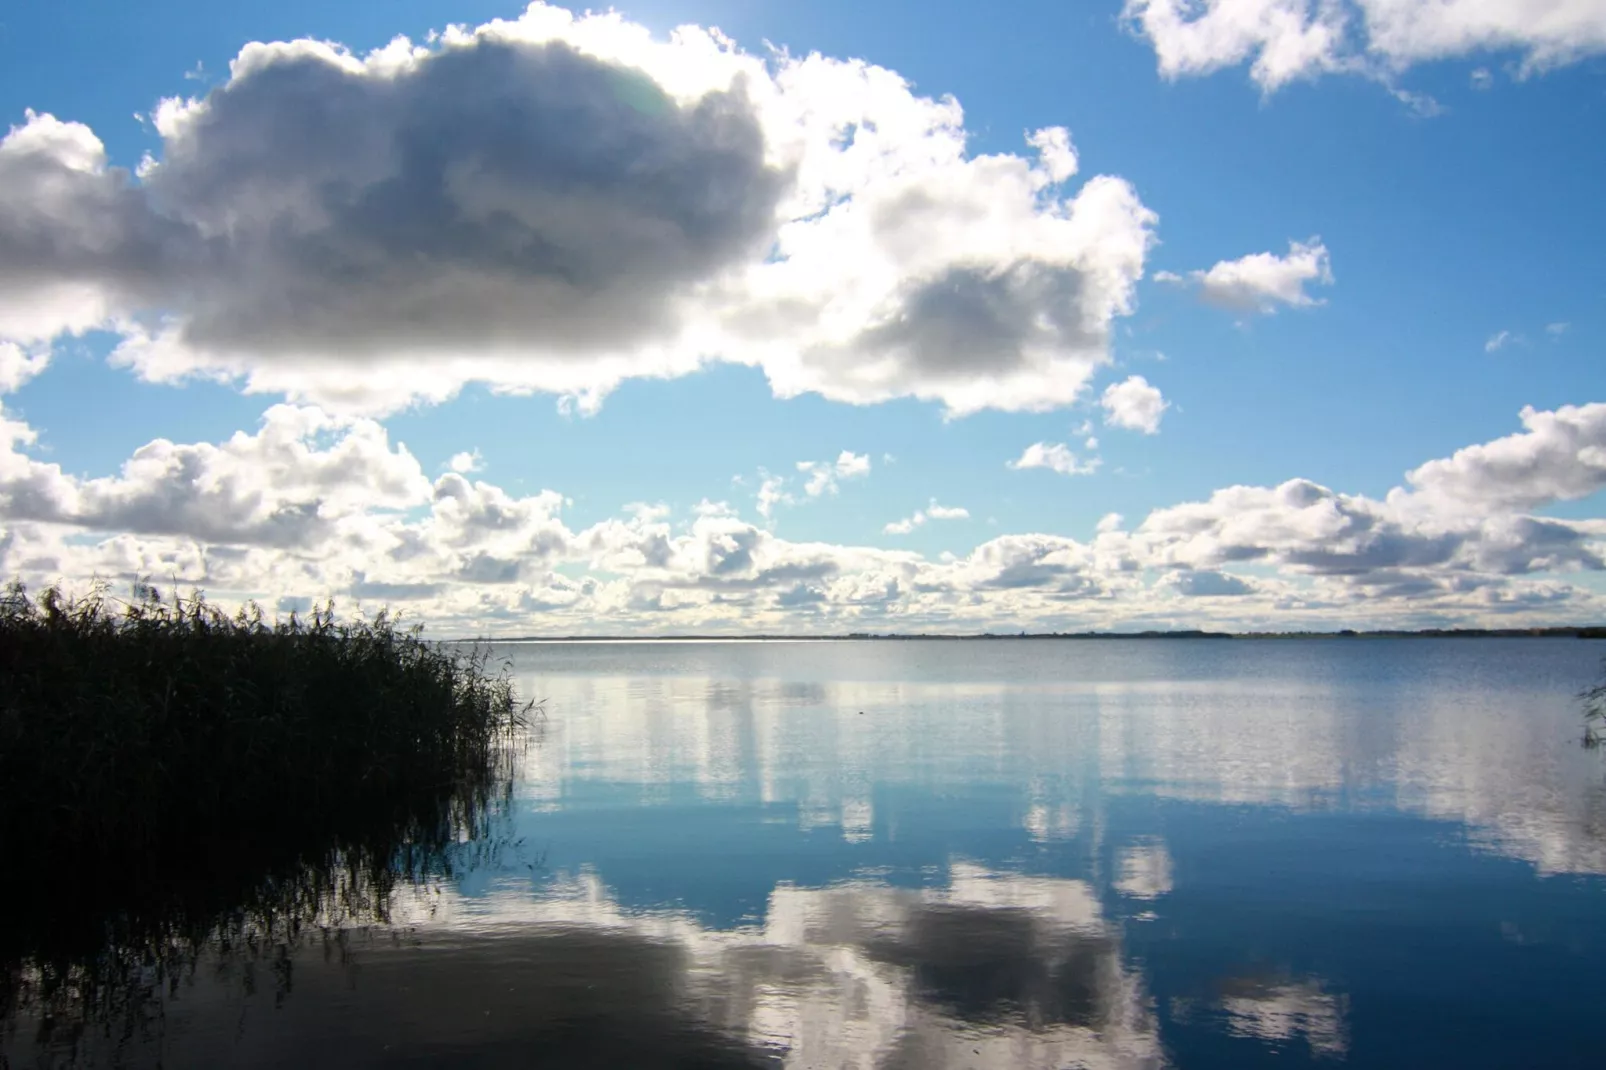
[490,626,1606,641]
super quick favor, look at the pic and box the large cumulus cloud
[0,3,1155,416]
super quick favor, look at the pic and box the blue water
[15,639,1606,1067]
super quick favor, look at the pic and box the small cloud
[1389,86,1444,117]
[756,472,792,520]
[1101,375,1168,434]
[1096,512,1124,534]
[1546,322,1570,337]
[798,450,871,497]
[1485,329,1516,353]
[1008,442,1100,476]
[446,449,485,473]
[1470,67,1494,89]
[885,500,968,534]
[756,449,870,522]
[183,60,208,82]
[1161,239,1333,314]
[836,450,871,478]
[1026,125,1079,183]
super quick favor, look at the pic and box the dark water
[8,639,1606,1068]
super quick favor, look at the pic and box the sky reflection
[10,639,1605,1068]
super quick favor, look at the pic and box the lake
[7,638,1606,1068]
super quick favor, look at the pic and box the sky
[0,0,1604,635]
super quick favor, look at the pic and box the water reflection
[413,863,1165,1069]
[1114,840,1174,901]
[8,640,1606,1067]
[6,863,1166,1069]
[1175,975,1349,1060]
[510,641,1606,877]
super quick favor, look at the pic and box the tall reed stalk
[1585,665,1606,750]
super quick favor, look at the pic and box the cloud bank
[2,392,1601,634]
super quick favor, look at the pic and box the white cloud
[798,450,871,497]
[0,4,1157,419]
[447,449,485,474]
[1547,321,1570,336]
[1026,125,1079,183]
[1470,65,1495,87]
[1485,329,1515,352]
[1101,375,1168,434]
[749,451,871,521]
[1139,463,1605,584]
[1008,442,1102,477]
[1124,0,1606,94]
[1122,0,1357,90]
[1362,0,1606,69]
[0,342,49,395]
[1394,402,1606,514]
[2,400,1602,635]
[0,404,432,549]
[1162,239,1333,313]
[884,500,969,534]
[755,473,792,521]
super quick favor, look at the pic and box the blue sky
[1,1,1604,633]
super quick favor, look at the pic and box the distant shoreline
[465,627,1606,642]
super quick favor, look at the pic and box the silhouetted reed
[0,580,534,1030]
[1585,663,1606,750]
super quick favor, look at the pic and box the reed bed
[0,580,533,1021]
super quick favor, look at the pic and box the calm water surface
[10,639,1606,1068]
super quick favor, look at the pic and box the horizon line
[437,626,1606,643]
